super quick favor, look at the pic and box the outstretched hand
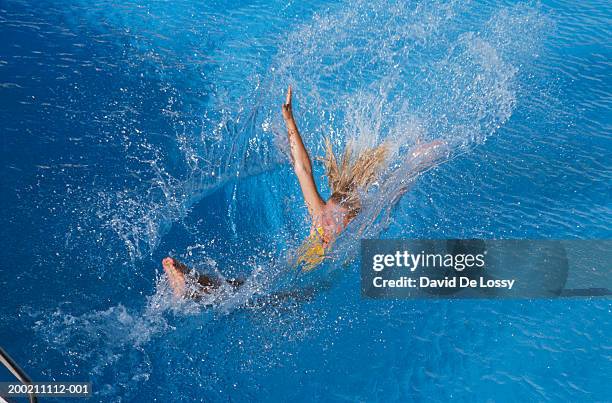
[282,85,293,121]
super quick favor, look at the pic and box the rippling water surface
[0,0,610,401]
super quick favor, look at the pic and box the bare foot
[162,257,186,298]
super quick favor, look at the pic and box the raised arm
[282,86,325,218]
[409,139,449,174]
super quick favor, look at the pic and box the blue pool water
[0,0,610,401]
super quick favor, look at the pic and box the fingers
[285,85,292,105]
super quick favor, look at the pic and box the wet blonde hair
[319,137,389,220]
[294,138,389,272]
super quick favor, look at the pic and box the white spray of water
[54,0,547,344]
[206,1,546,305]
[31,2,552,400]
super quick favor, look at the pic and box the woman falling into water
[162,86,447,299]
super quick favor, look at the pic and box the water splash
[199,1,549,307]
[33,4,551,395]
[87,1,546,268]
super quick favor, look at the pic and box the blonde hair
[319,137,389,220]
[294,138,389,272]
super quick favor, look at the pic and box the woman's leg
[162,257,243,299]
[162,257,187,298]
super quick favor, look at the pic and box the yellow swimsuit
[295,226,327,272]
